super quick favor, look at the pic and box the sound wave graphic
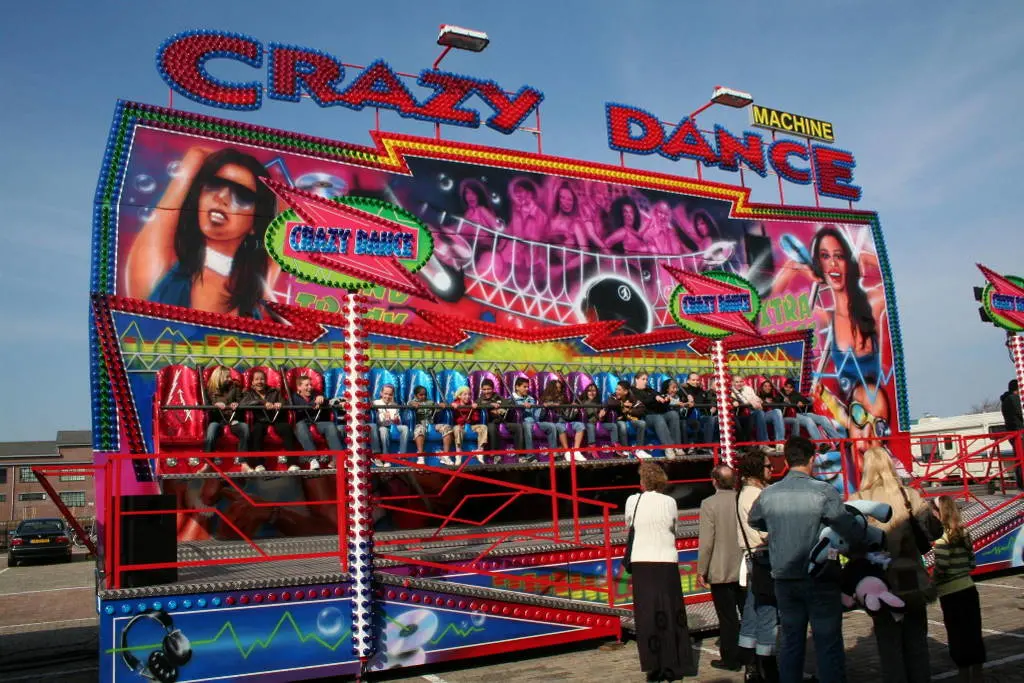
[428,622,485,645]
[107,611,351,659]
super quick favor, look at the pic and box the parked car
[8,518,72,566]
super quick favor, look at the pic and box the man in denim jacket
[748,436,857,683]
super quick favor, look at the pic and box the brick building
[0,430,94,524]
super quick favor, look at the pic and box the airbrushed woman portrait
[125,146,280,318]
[773,224,887,392]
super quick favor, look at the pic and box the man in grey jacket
[749,436,857,683]
[697,464,744,672]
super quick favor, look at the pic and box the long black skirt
[939,586,986,667]
[632,562,695,677]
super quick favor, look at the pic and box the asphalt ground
[1,551,1021,682]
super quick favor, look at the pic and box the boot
[739,647,761,683]
[758,655,779,683]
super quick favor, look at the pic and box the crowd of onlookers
[627,437,989,683]
[170,366,841,472]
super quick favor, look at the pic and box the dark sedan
[8,518,72,566]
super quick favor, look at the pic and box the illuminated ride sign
[155,29,862,202]
[604,103,860,202]
[262,179,436,300]
[157,30,544,134]
[977,263,1024,332]
[751,104,835,143]
[666,267,763,339]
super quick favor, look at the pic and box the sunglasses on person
[849,402,890,437]
[202,176,258,211]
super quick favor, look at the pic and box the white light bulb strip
[712,339,736,467]
[342,290,374,662]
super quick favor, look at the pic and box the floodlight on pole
[711,86,754,109]
[437,25,490,52]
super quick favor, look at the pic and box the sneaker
[474,453,486,465]
[635,449,652,459]
[287,465,301,472]
[439,455,455,466]
[277,455,289,465]
[374,459,391,468]
[666,448,679,459]
[565,450,586,462]
[254,465,266,472]
[240,463,254,473]
[416,455,426,466]
[308,459,320,471]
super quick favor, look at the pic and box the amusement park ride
[29,25,1023,683]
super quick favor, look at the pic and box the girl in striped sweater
[933,496,986,683]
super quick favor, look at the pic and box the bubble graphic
[490,192,501,205]
[316,606,344,638]
[135,174,156,194]
[167,160,183,178]
[138,207,155,222]
[438,174,454,192]
[470,611,486,627]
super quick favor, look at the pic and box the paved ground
[0,552,1021,682]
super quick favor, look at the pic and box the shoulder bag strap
[630,492,644,530]
[735,488,756,558]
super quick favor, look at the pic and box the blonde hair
[936,495,968,546]
[207,366,231,395]
[858,446,903,498]
[454,386,471,401]
[639,461,668,492]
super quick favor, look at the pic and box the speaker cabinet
[119,494,177,588]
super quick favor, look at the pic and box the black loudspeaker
[119,495,178,588]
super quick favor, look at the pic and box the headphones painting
[120,610,192,683]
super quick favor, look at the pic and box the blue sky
[1,1,1022,440]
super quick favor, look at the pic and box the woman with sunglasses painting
[126,147,278,318]
[818,380,893,477]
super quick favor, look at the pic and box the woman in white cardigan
[625,461,697,681]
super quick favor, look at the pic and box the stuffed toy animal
[841,555,906,620]
[807,499,891,577]
[807,499,907,620]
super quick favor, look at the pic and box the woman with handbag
[735,449,779,683]
[849,447,943,683]
[625,461,697,681]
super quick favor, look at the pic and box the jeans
[536,421,559,448]
[249,420,299,467]
[583,422,599,445]
[682,411,706,444]
[872,605,931,683]
[738,572,778,655]
[617,419,646,446]
[646,411,682,447]
[522,418,536,450]
[204,421,249,452]
[488,421,524,451]
[765,408,786,441]
[703,415,719,444]
[774,578,845,683]
[377,424,409,454]
[790,414,840,441]
[295,419,343,451]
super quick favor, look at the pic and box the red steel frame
[30,464,101,556]
[95,428,1024,597]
